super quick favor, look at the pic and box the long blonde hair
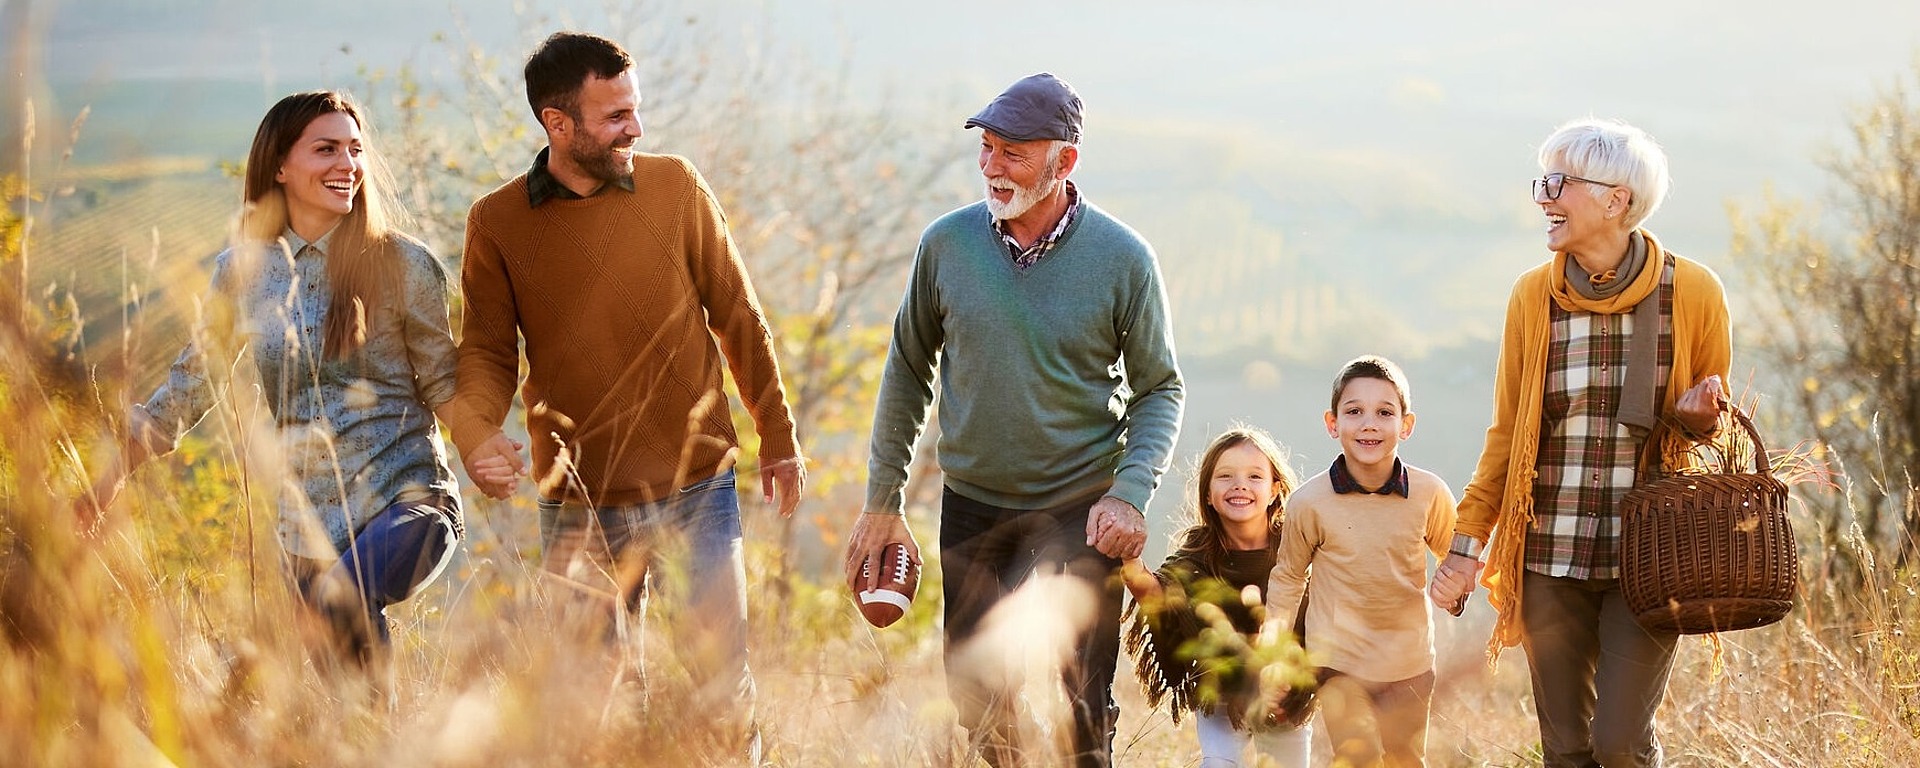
[1166,425,1300,576]
[239,90,408,360]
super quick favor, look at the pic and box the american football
[854,543,919,628]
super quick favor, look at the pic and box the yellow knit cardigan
[1453,230,1732,662]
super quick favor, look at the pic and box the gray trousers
[1520,572,1679,768]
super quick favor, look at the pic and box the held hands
[1428,552,1484,616]
[1086,496,1146,560]
[463,432,526,500]
[761,456,807,518]
[1674,374,1729,436]
[844,512,920,591]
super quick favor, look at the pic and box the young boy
[1264,355,1457,767]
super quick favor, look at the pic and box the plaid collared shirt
[1525,255,1676,579]
[991,180,1080,269]
[1328,455,1411,497]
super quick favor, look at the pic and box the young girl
[1266,356,1457,767]
[84,90,464,671]
[1122,426,1312,768]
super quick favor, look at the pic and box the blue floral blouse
[141,228,461,557]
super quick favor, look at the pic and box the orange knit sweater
[450,152,798,505]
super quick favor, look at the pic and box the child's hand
[1429,553,1484,616]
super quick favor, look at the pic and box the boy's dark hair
[1329,355,1413,412]
[524,31,633,123]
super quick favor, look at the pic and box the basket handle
[1730,406,1773,477]
[1634,403,1773,479]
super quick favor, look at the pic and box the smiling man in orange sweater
[447,31,804,762]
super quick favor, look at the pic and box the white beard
[985,174,1058,222]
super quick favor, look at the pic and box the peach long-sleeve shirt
[1266,464,1456,683]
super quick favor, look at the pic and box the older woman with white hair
[1427,118,1731,767]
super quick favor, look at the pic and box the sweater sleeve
[1678,261,1732,400]
[1425,474,1459,560]
[1107,251,1185,513]
[679,158,800,463]
[863,236,944,516]
[1453,274,1535,543]
[448,199,522,455]
[1265,498,1316,641]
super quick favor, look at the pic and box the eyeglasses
[1532,172,1619,201]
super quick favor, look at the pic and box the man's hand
[761,456,807,518]
[1674,374,1728,436]
[1085,496,1147,560]
[1428,552,1485,616]
[463,432,526,500]
[844,512,919,592]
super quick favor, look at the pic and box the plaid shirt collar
[526,146,635,207]
[991,180,1080,269]
[1328,455,1411,497]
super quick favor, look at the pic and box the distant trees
[1735,57,1920,569]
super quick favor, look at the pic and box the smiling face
[1537,157,1631,260]
[978,131,1070,223]
[1325,376,1416,474]
[275,110,362,240]
[554,70,644,187]
[1206,441,1282,546]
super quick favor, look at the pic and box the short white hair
[1537,117,1671,229]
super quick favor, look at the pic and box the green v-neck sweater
[864,199,1184,515]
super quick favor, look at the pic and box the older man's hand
[844,512,920,592]
[1086,496,1147,560]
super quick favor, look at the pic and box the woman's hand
[1674,374,1728,436]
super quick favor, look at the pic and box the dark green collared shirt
[526,146,637,207]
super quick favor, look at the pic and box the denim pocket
[679,469,737,495]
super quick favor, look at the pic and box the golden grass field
[4,344,1918,767]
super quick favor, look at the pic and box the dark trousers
[940,487,1124,768]
[1520,572,1679,768]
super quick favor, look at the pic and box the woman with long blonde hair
[86,90,464,669]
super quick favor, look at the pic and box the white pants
[1195,710,1311,768]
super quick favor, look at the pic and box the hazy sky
[27,0,1920,261]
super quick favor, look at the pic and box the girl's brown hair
[240,90,406,360]
[1165,425,1301,576]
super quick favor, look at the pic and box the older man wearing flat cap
[846,72,1185,767]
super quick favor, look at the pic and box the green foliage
[1735,57,1920,570]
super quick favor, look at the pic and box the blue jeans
[939,486,1124,768]
[536,470,753,726]
[292,495,460,664]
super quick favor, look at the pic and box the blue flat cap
[963,72,1083,143]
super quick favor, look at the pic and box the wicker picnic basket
[1619,407,1796,634]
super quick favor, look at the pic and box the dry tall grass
[8,348,1920,767]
